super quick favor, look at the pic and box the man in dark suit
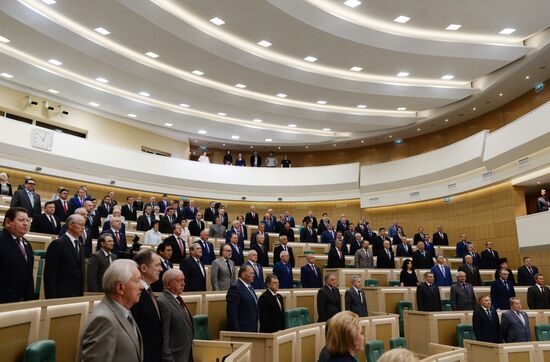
[68,187,87,215]
[413,226,426,245]
[151,243,173,292]
[301,255,322,288]
[159,208,177,234]
[517,257,539,286]
[321,224,336,245]
[527,274,550,309]
[245,205,259,226]
[416,272,442,311]
[480,241,500,269]
[226,265,259,332]
[10,177,41,218]
[457,255,482,286]
[182,199,198,220]
[501,298,531,342]
[96,195,114,219]
[261,212,275,232]
[377,240,395,268]
[196,230,215,265]
[102,216,127,256]
[373,228,392,256]
[317,274,341,322]
[163,223,187,264]
[133,196,144,212]
[0,207,35,303]
[279,221,295,242]
[157,269,194,362]
[273,235,295,267]
[464,244,481,267]
[53,188,70,222]
[136,205,154,231]
[303,211,318,229]
[157,194,170,214]
[455,234,470,258]
[364,224,376,243]
[473,295,502,343]
[348,232,363,256]
[250,223,270,251]
[273,251,293,289]
[142,196,157,213]
[188,211,205,237]
[228,234,244,266]
[218,208,229,228]
[121,197,137,221]
[203,201,216,223]
[450,271,477,310]
[327,239,346,268]
[180,243,207,292]
[30,201,61,235]
[87,233,117,292]
[396,239,414,257]
[345,276,368,317]
[412,241,434,270]
[44,214,85,298]
[60,206,94,258]
[259,275,285,333]
[250,151,262,167]
[226,220,245,250]
[317,213,330,235]
[537,188,550,212]
[432,226,449,246]
[490,269,516,310]
[355,220,368,239]
[252,234,269,267]
[246,250,265,290]
[431,256,453,287]
[300,220,317,243]
[131,249,163,362]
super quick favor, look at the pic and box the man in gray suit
[80,259,143,362]
[87,233,117,292]
[354,240,374,268]
[450,271,477,310]
[211,244,236,290]
[158,268,194,362]
[501,297,531,342]
[345,275,368,317]
[209,217,226,238]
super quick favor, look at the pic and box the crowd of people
[196,150,292,167]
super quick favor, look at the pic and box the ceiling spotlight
[322,128,331,131]
[253,118,263,123]
[217,112,227,116]
[446,24,462,31]
[499,93,503,96]
[265,138,272,142]
[231,135,239,140]
[288,124,297,128]
[350,66,363,72]
[333,144,336,147]
[397,107,407,111]
[94,27,110,35]
[138,91,150,97]
[128,113,137,118]
[388,135,393,138]
[306,146,309,149]
[445,119,449,122]
[417,128,421,131]
[499,28,516,35]
[278,146,281,150]
[276,93,287,98]
[394,16,410,24]
[0,35,10,43]
[95,77,109,83]
[361,140,364,143]
[0,72,13,78]
[179,103,190,108]
[472,107,476,111]
[316,100,327,105]
[209,17,225,26]
[41,0,56,4]
[304,56,318,62]
[344,0,362,8]
[48,89,59,94]
[257,40,272,47]
[234,83,247,88]
[145,51,159,58]
[441,75,455,80]
[89,102,100,107]
[525,75,530,79]
[192,69,205,76]
[198,130,207,134]
[48,59,63,66]
[164,122,173,127]
[356,104,367,109]
[396,72,410,77]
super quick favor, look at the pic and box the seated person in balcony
[494,258,515,285]
[209,216,226,238]
[273,235,295,267]
[144,219,162,246]
[280,154,292,168]
[136,205,153,231]
[301,254,322,288]
[431,256,452,287]
[273,251,293,289]
[30,201,60,235]
[87,233,117,292]
[537,188,550,212]
[412,241,434,270]
[259,275,285,333]
[328,239,346,268]
[458,254,482,286]
[345,275,368,317]
[391,226,406,246]
[455,234,470,258]
[376,240,395,269]
[279,221,295,242]
[480,241,500,269]
[396,237,413,257]
[416,272,442,312]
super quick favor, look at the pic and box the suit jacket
[416,282,442,311]
[0,229,34,303]
[431,265,453,287]
[348,239,363,257]
[537,196,550,212]
[226,280,259,332]
[317,219,329,235]
[229,243,244,266]
[182,206,198,220]
[188,219,205,237]
[246,261,265,290]
[211,257,236,291]
[377,248,395,269]
[203,207,216,223]
[44,234,84,299]
[163,235,187,264]
[354,247,374,268]
[157,200,169,214]
[372,236,392,256]
[250,154,262,167]
[412,250,434,270]
[252,243,269,267]
[102,228,128,256]
[80,297,142,362]
[245,212,259,226]
[396,243,413,257]
[87,250,116,292]
[10,189,41,218]
[457,264,482,286]
[321,230,336,244]
[472,306,502,343]
[490,279,516,310]
[96,203,113,219]
[159,215,176,234]
[68,196,85,214]
[336,220,349,234]
[259,290,285,332]
[279,228,295,242]
[218,212,229,228]
[30,213,61,235]
[121,204,137,221]
[157,291,194,362]
[209,223,226,238]
[133,200,144,212]
[345,287,368,317]
[517,265,539,286]
[180,257,206,292]
[463,251,481,267]
[131,284,163,362]
[261,218,276,233]
[317,285,341,322]
[196,239,215,265]
[450,283,476,310]
[327,247,346,268]
[480,249,500,269]
[413,232,425,245]
[53,198,70,222]
[250,231,270,251]
[273,262,293,289]
[501,310,531,342]
[300,227,317,243]
[136,214,153,231]
[151,259,172,293]
[300,264,322,288]
[455,241,470,258]
[273,245,295,267]
[432,232,449,246]
[527,284,550,309]
[303,216,318,229]
[226,228,245,250]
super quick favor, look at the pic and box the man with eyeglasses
[10,177,41,218]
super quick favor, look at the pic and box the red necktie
[63,201,68,213]
[176,296,192,324]
[177,238,185,255]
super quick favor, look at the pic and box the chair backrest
[285,308,305,328]
[441,299,453,311]
[365,279,379,287]
[34,258,45,297]
[193,315,212,340]
[365,339,385,362]
[297,307,311,325]
[456,323,475,347]
[396,301,413,320]
[389,337,407,349]
[388,280,400,287]
[22,340,56,362]
[292,280,302,288]
[535,324,550,341]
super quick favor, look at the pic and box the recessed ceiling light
[304,56,318,62]
[397,107,407,111]
[333,144,336,147]
[253,118,263,123]
[441,75,455,80]
[234,83,247,89]
[231,135,239,140]
[164,123,173,127]
[276,93,287,98]
[322,128,331,131]
[445,24,462,31]
[95,77,109,83]
[499,28,516,35]
[445,119,449,122]
[361,140,364,143]
[350,66,363,72]
[525,75,530,79]
[198,130,207,134]
[94,27,110,35]
[209,17,225,26]
[194,140,198,143]
[179,103,190,108]
[48,59,62,66]
[537,181,541,185]
[222,143,225,146]
[0,73,13,78]
[41,0,56,4]
[472,107,476,111]
[389,135,393,138]
[48,89,59,94]
[128,113,137,118]
[257,40,272,47]
[356,104,367,109]
[0,35,10,43]
[278,146,281,150]
[499,93,503,97]
[288,124,297,128]
[396,72,410,77]
[417,128,421,131]
[306,146,309,149]
[265,138,272,142]
[138,91,150,97]
[145,51,159,59]
[344,0,362,8]
[192,70,205,76]
[89,102,100,107]
[316,100,327,105]
[217,112,227,116]
[394,16,410,24]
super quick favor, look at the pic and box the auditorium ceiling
[1,0,550,150]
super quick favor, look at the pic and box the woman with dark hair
[400,259,418,287]
[144,219,162,245]
[223,150,233,165]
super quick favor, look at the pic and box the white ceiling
[0,0,549,150]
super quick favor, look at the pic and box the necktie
[540,286,544,294]
[226,260,232,275]
[462,284,467,293]
[486,309,492,320]
[82,229,88,243]
[358,289,363,303]
[440,265,445,275]
[17,238,27,260]
[504,281,509,291]
[177,237,184,255]
[63,201,67,213]
[203,241,209,254]
[528,267,533,275]
[275,294,282,310]
[311,265,317,277]
[107,253,112,264]
[126,314,140,343]
[74,239,80,255]
[197,260,205,277]
[404,244,408,253]
[251,262,259,276]
[147,287,160,317]
[49,215,56,228]
[517,312,525,326]
[129,205,132,213]
[115,231,120,243]
[234,245,240,254]
[248,285,258,304]
[421,251,425,257]
[386,249,390,258]
[176,296,192,324]
[337,249,342,259]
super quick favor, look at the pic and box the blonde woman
[324,311,365,361]
[378,349,419,362]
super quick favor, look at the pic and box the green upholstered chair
[388,280,400,287]
[22,340,55,362]
[292,280,302,288]
[456,323,475,347]
[389,337,407,349]
[192,315,212,340]
[365,340,385,362]
[285,308,305,328]
[396,301,413,337]
[365,279,379,287]
[303,250,314,254]
[482,280,493,286]
[441,299,453,311]
[32,250,47,258]
[34,258,45,297]
[296,307,311,325]
[535,324,550,341]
